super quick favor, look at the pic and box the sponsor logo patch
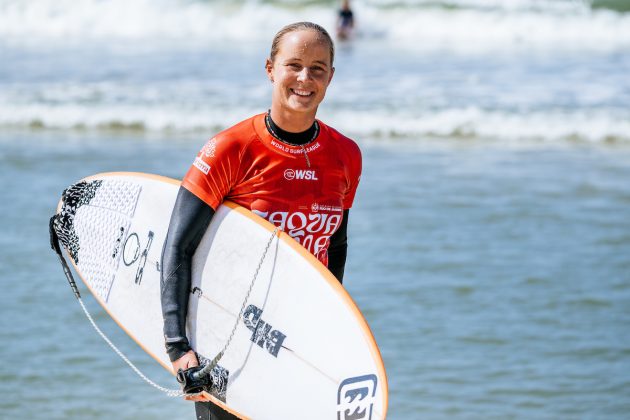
[312,203,342,213]
[252,209,342,258]
[193,157,210,175]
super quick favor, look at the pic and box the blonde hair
[269,22,335,67]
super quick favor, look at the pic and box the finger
[189,352,199,368]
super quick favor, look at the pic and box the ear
[328,66,335,84]
[265,58,274,83]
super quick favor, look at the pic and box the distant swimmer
[337,0,355,41]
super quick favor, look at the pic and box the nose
[297,67,311,82]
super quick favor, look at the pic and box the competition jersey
[181,113,362,266]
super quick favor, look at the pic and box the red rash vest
[181,113,362,266]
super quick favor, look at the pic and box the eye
[288,63,302,70]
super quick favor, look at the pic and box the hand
[172,349,199,372]
[172,350,212,402]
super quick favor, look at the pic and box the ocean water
[1,0,630,419]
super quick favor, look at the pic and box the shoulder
[215,114,261,142]
[206,114,262,153]
[319,120,361,159]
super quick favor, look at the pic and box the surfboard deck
[52,172,388,419]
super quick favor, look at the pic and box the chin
[286,102,316,114]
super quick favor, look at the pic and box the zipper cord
[301,145,311,168]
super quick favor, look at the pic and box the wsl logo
[337,374,378,420]
[284,168,318,181]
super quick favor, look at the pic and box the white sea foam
[1,0,629,52]
[1,1,627,145]
[323,107,630,143]
[0,0,331,46]
[2,99,628,144]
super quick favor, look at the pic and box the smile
[291,88,314,97]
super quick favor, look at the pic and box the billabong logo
[337,374,378,420]
[284,169,318,181]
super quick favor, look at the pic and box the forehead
[277,30,330,61]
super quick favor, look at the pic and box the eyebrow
[284,58,329,67]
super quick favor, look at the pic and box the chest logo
[284,169,318,181]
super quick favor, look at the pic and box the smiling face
[266,29,335,131]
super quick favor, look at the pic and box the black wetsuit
[339,9,354,28]
[160,116,350,420]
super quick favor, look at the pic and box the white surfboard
[52,172,388,419]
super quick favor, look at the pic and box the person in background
[337,0,355,40]
[160,21,362,420]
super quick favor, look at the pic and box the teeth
[292,89,312,97]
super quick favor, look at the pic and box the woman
[160,22,362,420]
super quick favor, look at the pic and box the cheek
[316,77,331,91]
[274,69,292,85]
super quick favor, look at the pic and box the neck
[265,111,318,146]
[269,106,317,133]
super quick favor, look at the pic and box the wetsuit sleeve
[328,209,349,284]
[161,186,215,362]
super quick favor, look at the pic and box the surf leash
[189,226,280,381]
[49,215,184,398]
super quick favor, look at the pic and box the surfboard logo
[337,374,378,420]
[121,230,154,285]
[112,226,125,259]
[243,304,286,357]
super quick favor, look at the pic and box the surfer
[160,21,361,419]
[336,0,355,41]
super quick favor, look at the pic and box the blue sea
[1,0,629,418]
